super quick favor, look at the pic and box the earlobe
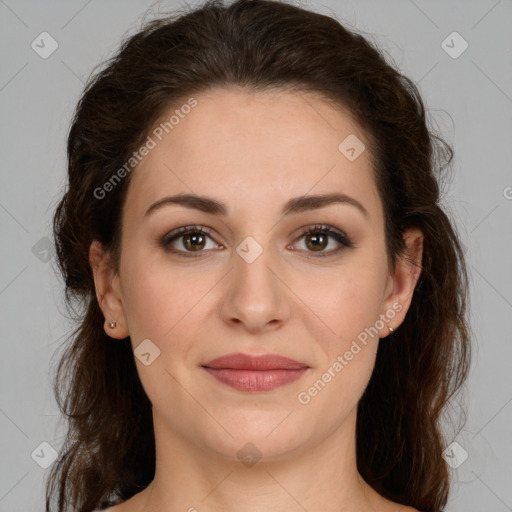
[89,240,129,339]
[380,227,424,338]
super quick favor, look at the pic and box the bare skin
[90,86,423,512]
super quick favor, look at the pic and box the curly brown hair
[47,0,471,510]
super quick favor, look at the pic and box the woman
[47,0,471,511]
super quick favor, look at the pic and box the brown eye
[181,232,207,251]
[304,232,329,252]
[161,225,220,257]
[293,225,353,257]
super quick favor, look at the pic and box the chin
[201,413,313,462]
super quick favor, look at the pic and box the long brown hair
[47,0,471,510]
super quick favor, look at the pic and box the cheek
[295,257,388,355]
[120,269,168,340]
[119,253,215,348]
[294,266,384,420]
[336,272,385,338]
[119,260,208,402]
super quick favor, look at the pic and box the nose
[219,242,290,334]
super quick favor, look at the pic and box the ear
[89,240,129,339]
[378,227,424,338]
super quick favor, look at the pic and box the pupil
[307,233,326,251]
[185,234,205,251]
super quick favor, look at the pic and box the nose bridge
[236,235,275,288]
[234,232,279,301]
[221,232,288,331]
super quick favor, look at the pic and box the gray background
[1,0,511,510]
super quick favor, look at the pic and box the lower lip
[202,367,309,392]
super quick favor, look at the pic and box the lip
[202,352,310,392]
[203,352,308,370]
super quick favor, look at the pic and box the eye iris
[305,232,327,251]
[183,233,206,251]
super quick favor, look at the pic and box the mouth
[201,352,310,392]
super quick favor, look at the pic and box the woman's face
[95,86,421,462]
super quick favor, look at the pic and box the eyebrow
[144,192,369,219]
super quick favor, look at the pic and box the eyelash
[161,224,353,259]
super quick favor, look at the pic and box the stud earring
[388,326,394,333]
[108,321,116,329]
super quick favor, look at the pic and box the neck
[133,407,392,512]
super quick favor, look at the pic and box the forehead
[125,86,382,220]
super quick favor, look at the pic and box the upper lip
[202,352,309,370]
